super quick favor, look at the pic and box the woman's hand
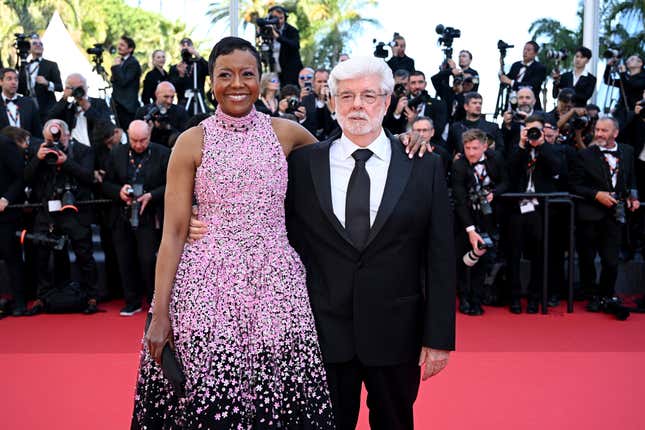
[145,313,173,366]
[187,206,208,243]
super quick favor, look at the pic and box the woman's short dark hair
[576,46,592,60]
[208,37,262,78]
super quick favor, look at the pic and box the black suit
[111,55,142,129]
[0,96,43,138]
[141,67,169,106]
[506,61,547,110]
[447,117,505,156]
[169,58,209,109]
[0,136,25,309]
[569,144,637,298]
[102,142,169,308]
[276,23,304,86]
[18,58,63,117]
[47,97,112,147]
[383,93,447,138]
[286,133,455,429]
[387,55,415,74]
[552,71,597,107]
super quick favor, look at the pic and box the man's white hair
[328,56,394,96]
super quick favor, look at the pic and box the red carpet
[1,301,644,429]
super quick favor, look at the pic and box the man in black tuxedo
[24,119,99,316]
[0,134,26,316]
[47,73,112,148]
[569,117,640,311]
[452,129,508,316]
[286,56,455,430]
[1,68,42,137]
[506,115,561,314]
[17,38,63,118]
[169,38,209,113]
[386,34,415,74]
[110,35,141,130]
[501,87,541,154]
[102,120,170,316]
[499,41,547,110]
[267,5,303,86]
[552,46,596,108]
[135,81,189,147]
[448,92,504,156]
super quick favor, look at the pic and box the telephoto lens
[463,248,486,267]
[526,127,542,141]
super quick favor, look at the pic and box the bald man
[135,81,189,147]
[102,120,170,316]
[47,72,112,147]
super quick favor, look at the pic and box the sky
[130,0,586,114]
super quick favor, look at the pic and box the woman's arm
[272,117,318,156]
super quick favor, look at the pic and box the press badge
[519,199,535,214]
[48,200,62,212]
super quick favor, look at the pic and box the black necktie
[346,149,373,249]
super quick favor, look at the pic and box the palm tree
[206,0,278,31]
[601,0,645,56]
[529,17,581,73]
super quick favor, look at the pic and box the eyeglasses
[299,74,313,80]
[335,92,388,105]
[269,78,279,83]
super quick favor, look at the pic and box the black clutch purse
[145,313,186,397]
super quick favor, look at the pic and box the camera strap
[128,148,151,184]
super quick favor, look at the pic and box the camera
[86,44,104,56]
[407,90,431,111]
[256,15,280,28]
[435,24,460,60]
[478,232,495,250]
[125,184,144,228]
[256,15,280,41]
[612,193,626,224]
[546,48,568,61]
[599,296,630,320]
[470,188,493,216]
[526,127,542,141]
[393,83,407,99]
[285,96,301,114]
[180,48,194,63]
[14,33,33,61]
[16,230,67,251]
[143,105,169,123]
[71,86,85,99]
[44,124,62,165]
[570,114,590,130]
[462,232,494,267]
[602,47,623,60]
[497,40,514,51]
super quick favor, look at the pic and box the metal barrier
[5,199,113,210]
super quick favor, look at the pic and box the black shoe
[548,295,560,307]
[458,298,471,315]
[120,304,142,317]
[83,301,99,315]
[510,299,522,314]
[469,303,484,316]
[25,302,45,316]
[586,296,602,312]
[526,300,539,314]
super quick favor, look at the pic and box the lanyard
[129,148,151,183]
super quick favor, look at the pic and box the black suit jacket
[141,67,170,106]
[0,96,42,138]
[47,97,112,147]
[447,117,505,156]
[169,58,209,103]
[451,149,508,229]
[18,58,63,116]
[382,94,447,138]
[507,61,547,110]
[552,71,597,107]
[507,142,561,209]
[102,142,170,226]
[0,136,24,223]
[286,133,456,366]
[277,23,304,86]
[110,56,142,114]
[569,144,637,222]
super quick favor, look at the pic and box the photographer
[265,5,303,86]
[24,119,99,316]
[17,38,63,119]
[458,50,479,91]
[501,87,540,151]
[1,67,42,137]
[570,117,639,312]
[47,73,112,148]
[552,46,596,107]
[452,129,508,315]
[0,133,26,316]
[499,41,547,110]
[169,38,209,112]
[135,81,188,148]
[110,35,142,130]
[430,59,477,123]
[302,68,337,140]
[277,84,308,125]
[386,33,415,74]
[411,117,451,175]
[448,92,504,156]
[506,115,561,313]
[102,120,169,316]
[141,50,169,106]
[603,54,645,128]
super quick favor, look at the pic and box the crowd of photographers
[1,11,645,320]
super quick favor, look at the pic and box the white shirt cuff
[466,226,476,232]
[48,81,55,92]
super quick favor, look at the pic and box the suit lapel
[309,139,354,246]
[365,134,413,248]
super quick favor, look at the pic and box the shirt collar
[574,69,589,78]
[523,60,534,67]
[338,129,389,161]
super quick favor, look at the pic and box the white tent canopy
[40,11,109,99]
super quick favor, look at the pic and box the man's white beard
[337,109,384,136]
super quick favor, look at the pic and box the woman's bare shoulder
[172,125,204,166]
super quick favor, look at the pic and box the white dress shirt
[2,95,20,127]
[71,105,91,147]
[329,129,391,228]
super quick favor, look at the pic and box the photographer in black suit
[102,120,169,316]
[499,41,548,110]
[267,5,303,86]
[448,92,504,156]
[386,34,415,74]
[169,38,209,112]
[452,129,508,315]
[0,134,26,316]
[47,73,112,148]
[552,46,597,108]
[24,119,99,316]
[1,68,42,137]
[457,50,479,91]
[17,38,63,118]
[603,55,645,129]
[135,81,189,148]
[111,35,141,129]
[501,87,540,153]
[506,114,561,313]
[569,117,640,311]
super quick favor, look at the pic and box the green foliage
[529,18,581,72]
